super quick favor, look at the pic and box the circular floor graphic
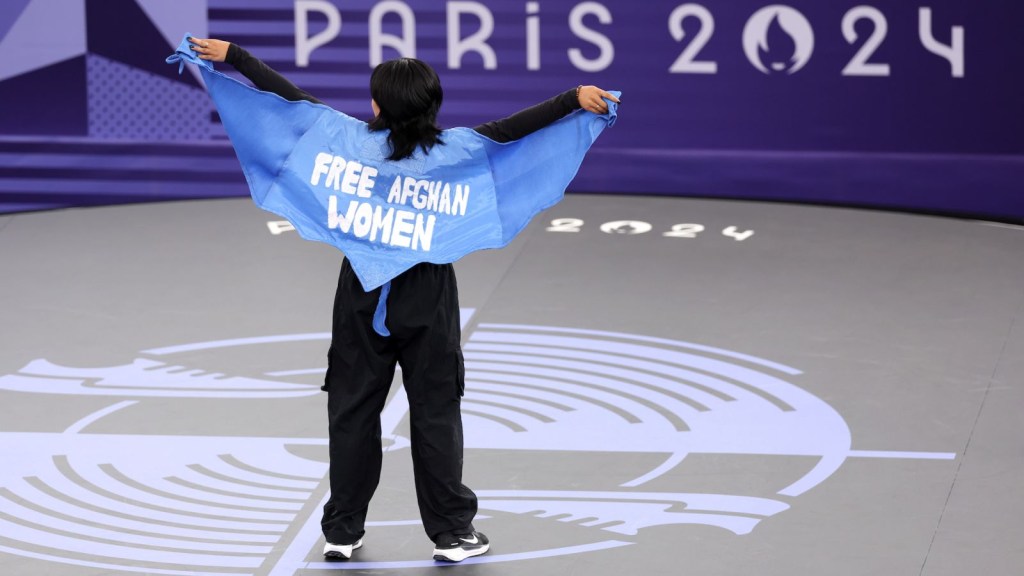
[0,195,1021,575]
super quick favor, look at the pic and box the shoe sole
[432,543,489,562]
[324,540,363,559]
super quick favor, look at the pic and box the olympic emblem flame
[759,15,797,73]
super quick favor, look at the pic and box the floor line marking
[848,450,956,460]
[63,401,138,434]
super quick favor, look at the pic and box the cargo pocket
[321,347,333,392]
[455,347,466,398]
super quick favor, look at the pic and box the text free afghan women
[312,153,472,253]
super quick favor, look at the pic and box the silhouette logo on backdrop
[743,5,815,74]
[0,321,955,573]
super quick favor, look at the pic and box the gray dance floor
[1,195,1021,575]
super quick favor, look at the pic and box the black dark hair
[367,58,444,161]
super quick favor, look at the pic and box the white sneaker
[432,531,489,562]
[323,539,363,559]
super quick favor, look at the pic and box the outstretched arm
[474,86,618,143]
[188,37,322,104]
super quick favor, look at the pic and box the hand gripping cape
[167,35,619,335]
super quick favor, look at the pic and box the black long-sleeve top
[225,44,581,144]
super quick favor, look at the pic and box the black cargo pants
[320,258,478,544]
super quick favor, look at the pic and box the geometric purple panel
[0,0,32,42]
[85,0,199,88]
[0,55,87,136]
[87,54,214,140]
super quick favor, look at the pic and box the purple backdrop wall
[1,0,1021,220]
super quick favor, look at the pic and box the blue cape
[168,35,618,335]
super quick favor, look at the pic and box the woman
[188,36,617,563]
